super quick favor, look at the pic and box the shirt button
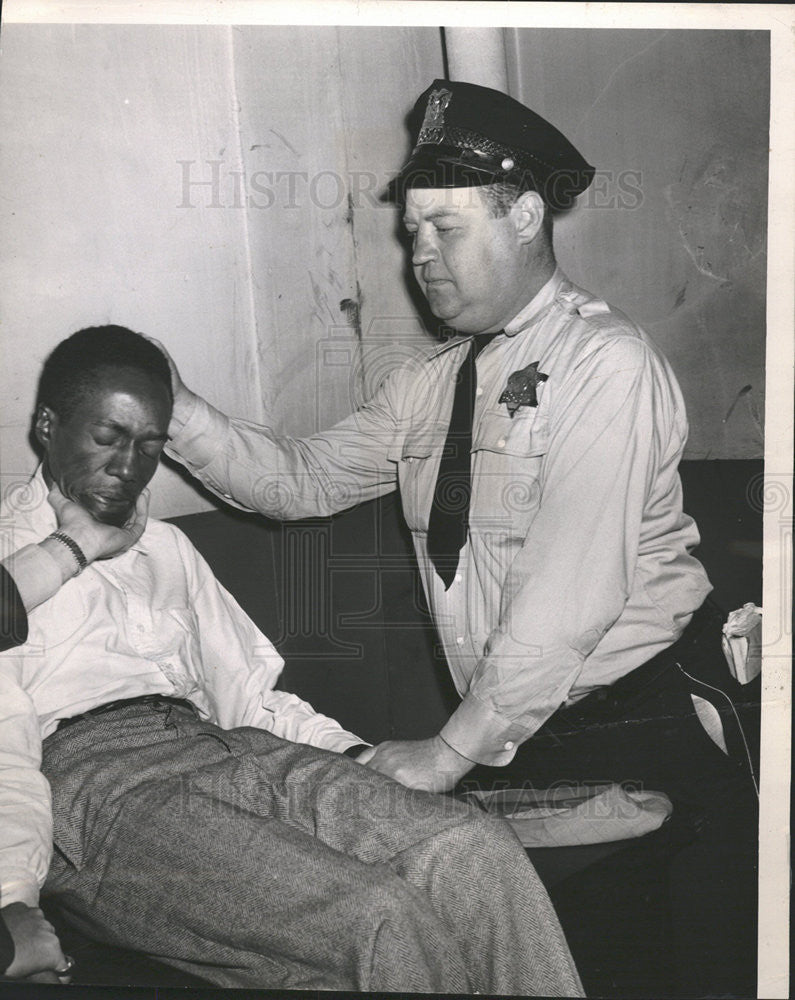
[504,741,515,751]
[406,457,413,463]
[476,386,484,397]
[456,636,465,646]
[454,573,462,584]
[497,438,506,449]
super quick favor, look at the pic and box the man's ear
[34,405,57,449]
[511,190,546,245]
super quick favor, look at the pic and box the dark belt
[56,694,197,732]
[554,599,721,728]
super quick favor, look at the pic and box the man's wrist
[47,532,88,576]
[440,694,530,766]
[168,386,201,441]
[55,523,107,566]
[436,732,474,765]
[38,535,87,583]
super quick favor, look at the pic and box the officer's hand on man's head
[48,485,150,563]
[143,336,194,420]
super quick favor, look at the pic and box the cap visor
[383,148,504,201]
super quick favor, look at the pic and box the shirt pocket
[473,405,548,457]
[146,606,203,690]
[470,407,549,537]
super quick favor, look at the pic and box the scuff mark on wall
[664,143,767,288]
[267,127,301,157]
[340,284,364,342]
[307,268,339,325]
[721,384,764,452]
[574,31,668,132]
[723,384,753,423]
[675,220,731,283]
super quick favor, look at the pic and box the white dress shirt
[166,269,712,769]
[0,469,364,907]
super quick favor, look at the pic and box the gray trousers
[41,701,582,994]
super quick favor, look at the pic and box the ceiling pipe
[441,27,509,91]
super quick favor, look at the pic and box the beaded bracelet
[48,530,88,575]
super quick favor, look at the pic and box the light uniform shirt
[0,470,363,907]
[167,269,712,769]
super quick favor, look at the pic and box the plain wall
[0,26,768,522]
[0,24,444,518]
[507,28,769,460]
[0,26,260,516]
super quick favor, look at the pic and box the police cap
[392,79,594,210]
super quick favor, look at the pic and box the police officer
[164,80,758,995]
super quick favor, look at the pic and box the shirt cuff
[440,693,533,766]
[166,391,231,473]
[0,873,40,908]
[319,732,370,754]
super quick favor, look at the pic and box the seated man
[2,484,148,983]
[0,325,581,994]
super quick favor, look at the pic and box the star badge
[498,362,549,417]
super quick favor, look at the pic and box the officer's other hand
[1,903,70,981]
[360,736,472,792]
[144,336,188,401]
[48,485,150,563]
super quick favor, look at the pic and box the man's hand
[143,336,195,426]
[358,735,473,793]
[1,903,70,981]
[48,485,149,563]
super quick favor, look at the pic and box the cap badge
[419,87,452,144]
[499,362,549,416]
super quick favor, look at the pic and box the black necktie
[428,333,500,589]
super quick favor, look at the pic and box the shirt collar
[428,333,472,360]
[10,467,58,538]
[503,266,567,337]
[427,266,568,359]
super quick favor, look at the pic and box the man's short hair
[37,325,173,420]
[479,181,527,218]
[478,182,555,240]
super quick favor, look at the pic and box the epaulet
[558,283,612,321]
[576,298,613,319]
